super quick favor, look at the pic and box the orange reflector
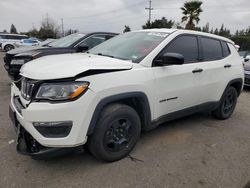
[69,86,87,99]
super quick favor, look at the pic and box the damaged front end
[10,106,74,159]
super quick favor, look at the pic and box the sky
[0,0,250,34]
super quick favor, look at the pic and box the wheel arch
[87,92,152,135]
[225,78,243,97]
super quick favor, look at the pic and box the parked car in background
[239,50,250,86]
[39,38,56,47]
[9,29,244,161]
[244,62,250,86]
[4,32,118,80]
[14,38,41,48]
[239,50,249,58]
[0,33,28,51]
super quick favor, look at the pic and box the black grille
[21,78,37,101]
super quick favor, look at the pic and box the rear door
[152,35,205,118]
[194,37,231,103]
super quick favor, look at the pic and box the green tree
[10,24,18,34]
[202,23,210,33]
[219,24,231,38]
[142,17,174,29]
[210,28,214,34]
[175,22,184,29]
[123,25,131,33]
[65,29,78,36]
[142,21,151,29]
[214,28,219,35]
[181,0,203,30]
[25,28,39,38]
[38,15,59,40]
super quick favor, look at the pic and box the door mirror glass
[156,52,184,66]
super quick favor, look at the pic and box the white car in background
[39,38,56,47]
[14,38,41,48]
[0,33,28,51]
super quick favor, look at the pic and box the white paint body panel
[20,53,133,80]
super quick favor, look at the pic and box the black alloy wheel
[212,87,238,120]
[87,103,141,162]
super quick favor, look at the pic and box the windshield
[88,31,169,63]
[49,33,85,47]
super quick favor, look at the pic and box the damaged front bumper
[9,106,74,159]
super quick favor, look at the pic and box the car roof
[134,28,234,44]
[0,33,27,37]
[136,28,178,34]
[79,32,119,35]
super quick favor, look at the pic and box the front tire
[212,87,238,120]
[87,104,141,162]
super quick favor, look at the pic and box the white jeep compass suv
[9,29,244,161]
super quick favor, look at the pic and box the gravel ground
[0,52,250,188]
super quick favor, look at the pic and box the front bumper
[9,110,74,158]
[10,83,98,149]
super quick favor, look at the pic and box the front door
[152,35,204,119]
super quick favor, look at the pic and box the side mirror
[77,45,89,52]
[244,58,249,63]
[156,52,184,66]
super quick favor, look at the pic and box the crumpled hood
[20,53,133,80]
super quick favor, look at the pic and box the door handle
[224,64,232,68]
[192,68,203,73]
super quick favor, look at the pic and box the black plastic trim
[223,78,243,97]
[34,123,73,138]
[87,92,152,135]
[151,102,219,128]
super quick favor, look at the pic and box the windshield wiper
[97,53,114,58]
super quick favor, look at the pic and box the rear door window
[201,37,223,61]
[0,35,7,39]
[6,35,18,40]
[221,41,230,57]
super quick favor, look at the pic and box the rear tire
[87,103,141,162]
[212,87,238,120]
[4,44,14,52]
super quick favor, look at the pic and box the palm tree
[181,1,203,30]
